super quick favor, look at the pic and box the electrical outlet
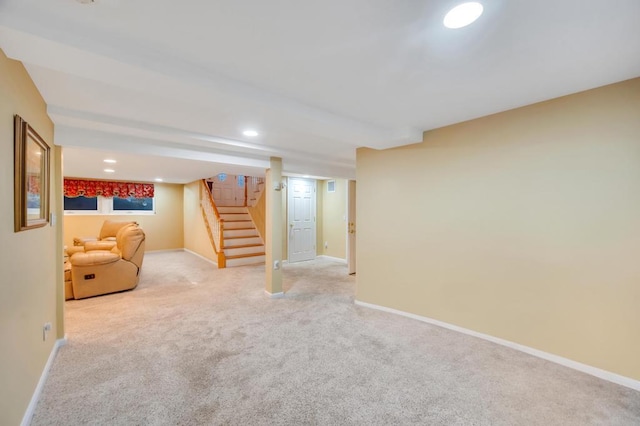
[324,241,328,249]
[273,260,280,270]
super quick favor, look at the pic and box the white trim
[317,255,347,264]
[145,249,184,254]
[354,300,640,392]
[22,336,67,426]
[265,290,284,299]
[182,248,217,266]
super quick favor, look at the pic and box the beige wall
[183,180,216,262]
[0,50,63,425]
[63,183,184,251]
[319,179,347,259]
[356,77,640,381]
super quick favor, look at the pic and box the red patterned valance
[64,178,154,199]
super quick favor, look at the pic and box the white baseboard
[145,249,184,254]
[354,300,640,392]
[182,249,217,266]
[265,290,284,299]
[22,336,67,426]
[317,255,347,264]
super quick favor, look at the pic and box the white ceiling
[1,0,639,183]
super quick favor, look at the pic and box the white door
[211,174,245,206]
[288,178,316,263]
[347,180,356,275]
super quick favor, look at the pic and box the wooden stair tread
[223,219,252,222]
[224,244,264,249]
[225,235,259,240]
[226,252,266,260]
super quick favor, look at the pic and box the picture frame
[14,115,50,232]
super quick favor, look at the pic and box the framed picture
[14,115,50,232]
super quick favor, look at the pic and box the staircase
[218,206,265,267]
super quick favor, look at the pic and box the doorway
[287,178,317,263]
[211,174,245,206]
[347,180,356,275]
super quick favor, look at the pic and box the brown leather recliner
[69,224,146,299]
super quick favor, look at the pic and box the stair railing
[200,179,226,268]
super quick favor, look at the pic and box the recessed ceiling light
[444,2,484,29]
[155,178,163,182]
[104,159,117,164]
[243,130,259,137]
[104,168,115,173]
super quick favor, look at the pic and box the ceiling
[1,0,639,183]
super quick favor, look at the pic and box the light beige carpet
[32,251,640,425]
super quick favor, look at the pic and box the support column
[265,156,283,297]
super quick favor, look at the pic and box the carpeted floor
[32,251,640,425]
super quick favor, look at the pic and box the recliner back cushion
[100,220,136,240]
[117,225,145,261]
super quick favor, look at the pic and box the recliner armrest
[84,240,117,251]
[70,251,121,266]
[66,246,85,256]
[73,236,97,246]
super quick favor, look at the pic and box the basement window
[63,178,156,215]
[64,195,155,215]
[113,196,154,212]
[327,180,336,193]
[63,195,98,211]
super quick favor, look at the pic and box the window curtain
[64,178,154,199]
